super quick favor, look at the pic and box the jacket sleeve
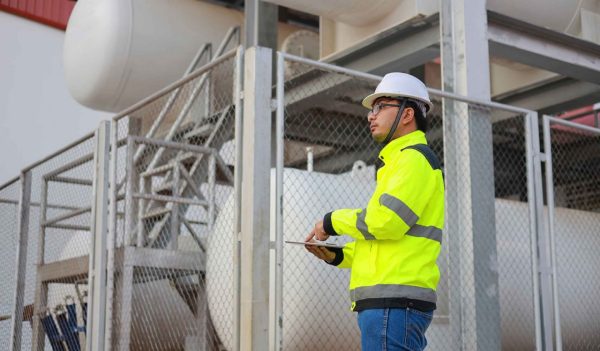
[326,241,354,269]
[323,150,436,241]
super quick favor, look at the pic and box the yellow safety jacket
[323,130,444,312]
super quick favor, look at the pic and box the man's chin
[371,133,385,143]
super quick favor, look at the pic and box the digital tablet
[284,240,343,249]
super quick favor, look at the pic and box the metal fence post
[525,112,543,351]
[233,45,244,351]
[86,120,111,351]
[239,45,272,351]
[8,171,31,351]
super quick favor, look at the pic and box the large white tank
[206,168,600,350]
[63,0,244,112]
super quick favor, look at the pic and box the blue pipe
[56,311,80,351]
[41,313,66,351]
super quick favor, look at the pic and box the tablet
[285,240,343,249]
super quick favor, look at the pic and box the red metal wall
[0,0,75,30]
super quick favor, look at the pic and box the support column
[9,171,32,351]
[87,120,111,351]
[441,1,501,350]
[240,46,273,351]
[244,0,278,49]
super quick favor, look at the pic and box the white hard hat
[362,72,433,112]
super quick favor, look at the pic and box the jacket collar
[378,130,427,163]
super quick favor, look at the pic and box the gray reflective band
[406,224,442,243]
[350,284,437,304]
[379,193,419,227]
[356,209,375,240]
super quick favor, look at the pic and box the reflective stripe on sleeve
[406,224,442,243]
[379,193,419,227]
[356,209,376,240]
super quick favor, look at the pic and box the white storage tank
[64,0,245,112]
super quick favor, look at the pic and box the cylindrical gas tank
[63,0,244,112]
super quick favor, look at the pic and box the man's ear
[402,107,415,125]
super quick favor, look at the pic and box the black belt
[353,298,436,312]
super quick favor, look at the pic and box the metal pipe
[19,131,95,173]
[545,115,600,134]
[8,171,31,351]
[132,192,209,207]
[169,162,181,250]
[56,310,80,351]
[525,112,543,351]
[233,45,244,351]
[41,312,66,351]
[129,135,217,156]
[275,51,285,351]
[47,176,94,186]
[43,153,95,180]
[125,138,136,246]
[0,176,19,192]
[543,115,563,351]
[43,207,91,228]
[105,119,119,348]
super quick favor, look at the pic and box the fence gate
[542,116,600,351]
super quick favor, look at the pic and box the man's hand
[305,220,329,242]
[304,220,334,263]
[304,243,336,263]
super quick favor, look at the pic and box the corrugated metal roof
[0,0,75,30]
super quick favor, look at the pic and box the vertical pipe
[208,155,216,233]
[274,51,285,351]
[525,112,543,351]
[170,162,181,250]
[87,121,111,351]
[233,45,244,351]
[105,119,119,348]
[125,137,136,246]
[9,170,31,351]
[118,252,134,351]
[305,147,313,172]
[137,176,147,248]
[542,116,563,351]
[32,178,50,350]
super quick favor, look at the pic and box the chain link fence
[108,46,241,351]
[543,117,600,351]
[274,53,540,351]
[0,179,20,346]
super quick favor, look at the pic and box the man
[304,73,444,351]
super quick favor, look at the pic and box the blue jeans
[357,308,433,351]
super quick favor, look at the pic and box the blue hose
[41,313,66,351]
[56,311,80,351]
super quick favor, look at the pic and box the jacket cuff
[323,212,339,236]
[326,247,344,266]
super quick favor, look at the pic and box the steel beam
[488,12,600,85]
[323,14,440,75]
[239,46,272,351]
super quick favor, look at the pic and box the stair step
[142,207,171,221]
[184,124,214,144]
[141,162,176,178]
[154,181,175,196]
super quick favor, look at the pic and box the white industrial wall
[0,11,111,184]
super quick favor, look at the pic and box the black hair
[393,99,428,133]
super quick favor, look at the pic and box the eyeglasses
[369,102,403,116]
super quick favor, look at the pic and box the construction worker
[304,73,444,351]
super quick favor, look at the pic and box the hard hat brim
[362,92,433,112]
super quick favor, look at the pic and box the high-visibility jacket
[323,130,444,311]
